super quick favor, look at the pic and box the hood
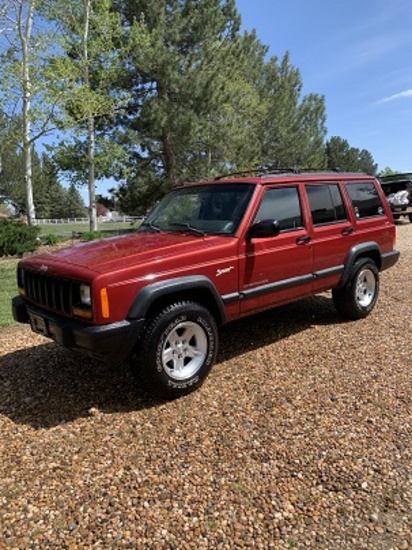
[27,231,227,274]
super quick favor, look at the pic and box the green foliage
[379,166,400,177]
[0,0,63,223]
[259,53,327,168]
[0,219,40,256]
[1,0,380,221]
[39,233,63,246]
[81,230,102,241]
[43,0,128,184]
[0,258,19,326]
[326,137,378,175]
[0,145,85,218]
[64,184,86,218]
[110,2,329,214]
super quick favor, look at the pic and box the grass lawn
[0,259,18,327]
[38,220,140,237]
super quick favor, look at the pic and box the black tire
[131,301,218,399]
[409,215,412,223]
[332,258,379,320]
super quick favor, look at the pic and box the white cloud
[379,89,412,103]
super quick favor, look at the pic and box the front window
[253,187,303,231]
[139,183,255,235]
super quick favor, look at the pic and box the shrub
[81,230,102,242]
[0,219,40,257]
[40,233,63,246]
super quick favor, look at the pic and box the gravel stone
[0,223,411,548]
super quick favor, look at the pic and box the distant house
[96,202,110,218]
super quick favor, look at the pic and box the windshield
[139,183,255,235]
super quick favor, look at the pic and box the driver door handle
[296,235,312,245]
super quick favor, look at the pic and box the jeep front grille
[20,269,81,316]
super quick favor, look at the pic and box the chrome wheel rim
[356,268,376,307]
[162,321,208,380]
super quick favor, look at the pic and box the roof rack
[214,165,300,180]
[295,167,342,173]
[214,165,346,180]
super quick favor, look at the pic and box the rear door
[304,182,356,292]
[238,184,313,314]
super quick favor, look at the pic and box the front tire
[131,302,218,399]
[332,258,379,320]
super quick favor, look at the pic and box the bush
[81,230,102,242]
[0,219,40,257]
[40,233,63,246]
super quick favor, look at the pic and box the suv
[379,172,412,223]
[13,170,400,399]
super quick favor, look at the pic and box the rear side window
[306,184,347,225]
[345,182,385,218]
[254,187,302,231]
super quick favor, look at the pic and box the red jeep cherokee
[13,170,400,399]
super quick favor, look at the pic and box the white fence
[34,216,141,225]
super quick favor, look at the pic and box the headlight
[79,283,91,306]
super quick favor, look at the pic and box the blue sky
[235,0,412,172]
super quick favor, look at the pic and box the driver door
[238,185,313,314]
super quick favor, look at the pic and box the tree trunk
[88,114,97,231]
[162,131,177,187]
[157,81,177,186]
[20,0,36,224]
[83,0,97,231]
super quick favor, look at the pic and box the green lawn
[37,220,140,237]
[0,259,18,327]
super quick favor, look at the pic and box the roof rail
[213,165,357,180]
[296,167,342,173]
[214,165,298,180]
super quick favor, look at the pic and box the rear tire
[332,258,379,320]
[130,301,218,399]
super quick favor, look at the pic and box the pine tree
[64,184,86,218]
[259,52,327,168]
[47,179,69,219]
[113,0,265,213]
[325,137,377,175]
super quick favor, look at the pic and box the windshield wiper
[169,223,206,236]
[138,221,162,233]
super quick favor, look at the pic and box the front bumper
[12,296,145,363]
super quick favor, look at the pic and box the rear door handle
[342,227,355,235]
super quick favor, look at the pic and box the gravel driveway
[0,225,411,549]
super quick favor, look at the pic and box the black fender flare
[337,242,382,289]
[127,275,227,324]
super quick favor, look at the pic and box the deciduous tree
[43,0,127,230]
[0,0,60,223]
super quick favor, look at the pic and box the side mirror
[247,219,281,239]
